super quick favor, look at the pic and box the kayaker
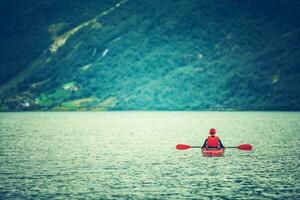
[201,128,225,149]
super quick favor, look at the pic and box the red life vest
[207,136,220,147]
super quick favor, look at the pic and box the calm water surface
[0,112,299,199]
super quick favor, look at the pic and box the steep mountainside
[0,0,300,111]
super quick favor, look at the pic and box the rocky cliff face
[1,0,300,111]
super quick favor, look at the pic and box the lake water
[0,112,299,199]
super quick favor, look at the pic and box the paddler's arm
[201,139,207,149]
[219,139,225,149]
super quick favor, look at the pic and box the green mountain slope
[0,0,300,111]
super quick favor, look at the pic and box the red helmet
[209,128,216,135]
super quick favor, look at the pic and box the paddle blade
[176,144,192,150]
[237,144,253,151]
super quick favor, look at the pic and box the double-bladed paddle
[176,143,252,151]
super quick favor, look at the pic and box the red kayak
[201,148,225,157]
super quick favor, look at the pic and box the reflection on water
[0,112,299,199]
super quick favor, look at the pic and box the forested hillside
[0,0,299,111]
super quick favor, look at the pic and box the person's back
[207,135,220,148]
[202,128,225,149]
